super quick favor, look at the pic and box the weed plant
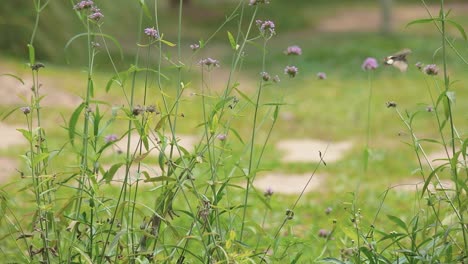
[0,0,466,263]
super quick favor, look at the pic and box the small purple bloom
[415,62,424,70]
[144,27,159,39]
[249,0,270,5]
[264,187,274,197]
[261,72,270,81]
[362,57,378,71]
[20,106,31,115]
[273,75,281,83]
[423,64,438,76]
[217,134,227,141]
[285,45,302,56]
[317,72,327,80]
[325,207,332,215]
[190,43,200,51]
[257,20,276,37]
[89,12,104,21]
[284,65,298,78]
[74,0,94,10]
[199,58,220,68]
[104,134,118,143]
[318,229,330,238]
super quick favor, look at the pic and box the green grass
[1,0,467,262]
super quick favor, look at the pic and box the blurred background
[2,0,468,67]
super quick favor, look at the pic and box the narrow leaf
[69,103,86,146]
[447,19,467,40]
[227,31,236,50]
[27,44,35,65]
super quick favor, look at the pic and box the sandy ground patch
[318,3,468,33]
[0,122,27,149]
[253,172,323,195]
[0,75,81,107]
[113,133,199,157]
[389,178,455,193]
[101,163,163,185]
[0,157,19,183]
[276,139,353,163]
[425,149,466,168]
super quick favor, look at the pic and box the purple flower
[20,106,31,115]
[423,64,438,76]
[89,12,104,21]
[190,43,200,51]
[74,0,94,10]
[325,207,332,215]
[198,58,220,68]
[317,72,327,80]
[284,65,298,78]
[144,27,159,39]
[264,187,274,197]
[249,0,270,5]
[415,62,424,70]
[261,72,270,81]
[361,57,378,71]
[273,75,281,83]
[285,45,302,56]
[256,20,276,37]
[104,134,118,143]
[217,134,227,141]
[318,229,330,238]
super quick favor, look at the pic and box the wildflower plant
[0,0,466,263]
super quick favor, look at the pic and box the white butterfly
[384,49,412,72]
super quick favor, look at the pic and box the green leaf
[227,31,236,50]
[69,103,86,146]
[138,0,152,19]
[0,74,24,85]
[144,176,174,183]
[2,106,21,121]
[17,129,32,142]
[234,87,254,106]
[210,113,218,135]
[447,19,467,40]
[406,18,440,28]
[318,258,346,263]
[27,44,35,65]
[103,163,124,183]
[160,39,176,47]
[387,215,408,231]
[446,91,456,104]
[32,153,50,167]
[273,105,279,121]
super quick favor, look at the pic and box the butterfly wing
[392,60,408,72]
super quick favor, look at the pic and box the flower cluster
[317,72,327,80]
[89,11,104,21]
[261,72,270,81]
[198,58,220,68]
[362,57,378,71]
[285,45,302,56]
[190,43,200,51]
[256,19,276,37]
[249,0,270,6]
[144,27,159,39]
[73,0,94,10]
[20,106,31,115]
[423,64,438,76]
[284,65,298,78]
[264,187,274,197]
[132,105,159,116]
[74,1,103,22]
[104,134,118,143]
